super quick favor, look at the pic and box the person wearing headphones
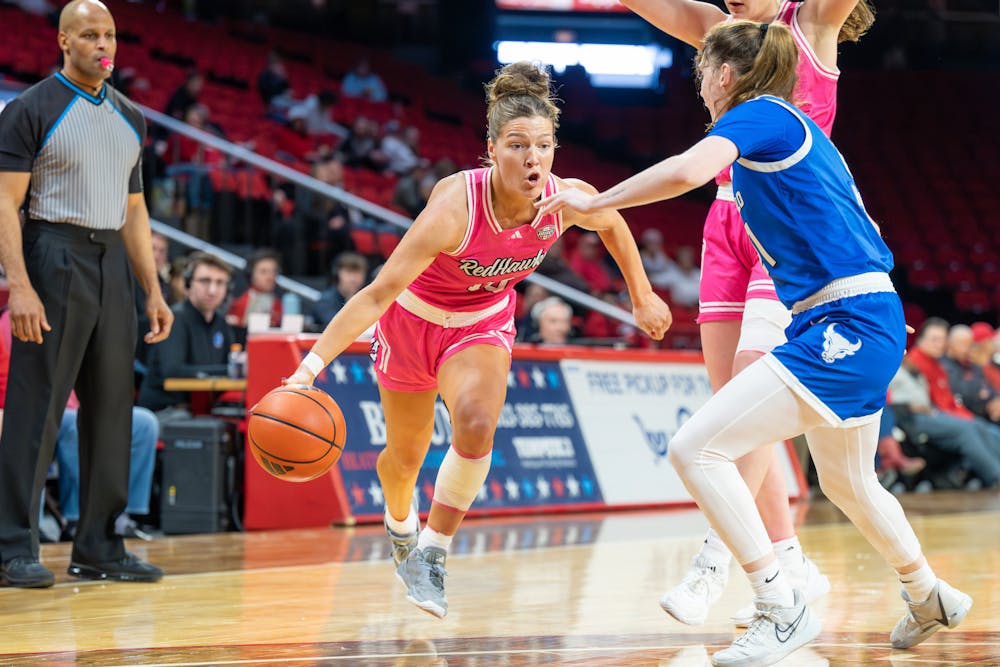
[138,252,237,418]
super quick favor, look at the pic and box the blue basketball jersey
[707,96,893,307]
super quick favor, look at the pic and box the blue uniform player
[537,20,972,667]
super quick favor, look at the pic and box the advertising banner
[314,353,602,521]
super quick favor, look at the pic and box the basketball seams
[248,385,347,481]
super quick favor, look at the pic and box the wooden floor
[1,491,997,666]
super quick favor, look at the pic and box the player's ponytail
[484,61,560,142]
[839,0,874,43]
[699,20,798,123]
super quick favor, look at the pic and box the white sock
[747,561,795,608]
[417,527,453,553]
[899,563,937,603]
[384,504,418,536]
[698,529,733,571]
[774,535,804,571]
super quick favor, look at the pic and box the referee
[0,0,172,587]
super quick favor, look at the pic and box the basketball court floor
[1,491,997,666]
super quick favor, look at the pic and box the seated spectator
[165,104,225,238]
[515,283,551,341]
[296,157,357,274]
[569,233,614,294]
[341,58,388,102]
[536,238,590,294]
[943,323,1000,424]
[167,255,190,305]
[380,121,422,175]
[638,228,679,288]
[526,297,574,345]
[310,252,369,326]
[257,51,292,113]
[287,89,348,138]
[393,159,432,216]
[661,245,701,308]
[876,397,925,486]
[274,106,319,163]
[972,321,1000,395]
[338,116,386,171]
[889,357,1000,489]
[135,232,175,382]
[139,253,237,416]
[227,249,284,329]
[165,71,204,121]
[0,314,157,541]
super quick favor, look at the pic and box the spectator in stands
[536,238,590,294]
[393,159,433,216]
[138,253,237,416]
[275,105,318,163]
[227,248,283,329]
[135,232,174,379]
[875,399,925,485]
[639,227,679,288]
[257,51,292,114]
[514,282,551,341]
[341,58,388,102]
[165,104,225,239]
[381,122,422,175]
[167,255,190,305]
[943,324,1000,424]
[888,358,1000,489]
[287,89,348,139]
[973,322,1000,392]
[165,70,203,121]
[310,252,369,326]
[296,157,357,274]
[527,297,574,345]
[661,245,701,308]
[339,116,387,170]
[569,232,615,294]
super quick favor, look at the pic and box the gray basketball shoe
[396,546,448,619]
[890,579,972,649]
[384,498,419,566]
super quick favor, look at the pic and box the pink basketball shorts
[371,296,516,392]
[697,195,780,324]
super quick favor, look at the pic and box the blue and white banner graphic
[314,354,601,517]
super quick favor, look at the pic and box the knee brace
[432,447,491,512]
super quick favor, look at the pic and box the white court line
[97,639,1000,667]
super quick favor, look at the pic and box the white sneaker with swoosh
[890,579,972,649]
[712,590,820,667]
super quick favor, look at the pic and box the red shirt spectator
[906,347,975,420]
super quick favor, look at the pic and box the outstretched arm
[286,174,468,384]
[558,178,672,341]
[538,135,736,216]
[620,0,726,48]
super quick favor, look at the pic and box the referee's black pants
[0,221,136,565]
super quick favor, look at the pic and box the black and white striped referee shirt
[0,73,145,230]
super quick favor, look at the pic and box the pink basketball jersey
[407,167,563,311]
[715,0,840,184]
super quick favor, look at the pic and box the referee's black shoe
[1,557,55,588]
[67,552,163,583]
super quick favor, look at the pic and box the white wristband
[302,352,326,377]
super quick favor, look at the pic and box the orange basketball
[247,384,347,482]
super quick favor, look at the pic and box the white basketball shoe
[890,579,972,649]
[732,554,829,627]
[660,555,729,626]
[712,590,821,667]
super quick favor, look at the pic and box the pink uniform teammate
[620,0,874,626]
[285,62,672,618]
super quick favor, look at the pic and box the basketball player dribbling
[537,21,972,666]
[284,62,672,618]
[620,0,874,626]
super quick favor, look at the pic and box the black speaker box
[159,417,233,534]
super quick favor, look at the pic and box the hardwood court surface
[1,491,997,666]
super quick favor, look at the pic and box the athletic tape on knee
[433,447,491,512]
